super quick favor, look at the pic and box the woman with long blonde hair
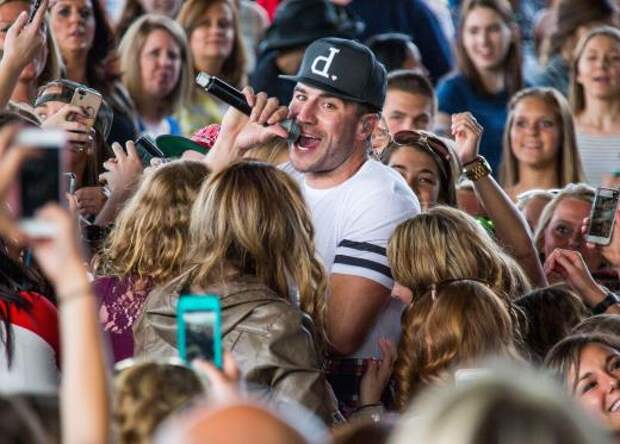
[119,14,193,138]
[393,280,518,410]
[133,161,341,425]
[499,87,585,200]
[176,0,246,135]
[387,206,531,302]
[533,183,604,273]
[94,160,210,362]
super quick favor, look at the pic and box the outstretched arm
[452,112,547,287]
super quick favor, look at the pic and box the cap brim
[155,135,208,158]
[278,75,366,105]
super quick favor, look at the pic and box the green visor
[155,135,208,158]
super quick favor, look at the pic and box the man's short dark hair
[355,102,379,117]
[386,69,436,113]
[366,32,417,73]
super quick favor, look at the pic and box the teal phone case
[177,294,222,368]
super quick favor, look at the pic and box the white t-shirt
[282,159,421,358]
[576,132,620,187]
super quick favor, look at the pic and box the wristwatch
[462,156,492,181]
[592,292,620,315]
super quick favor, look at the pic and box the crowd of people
[1,0,620,442]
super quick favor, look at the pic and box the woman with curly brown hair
[133,161,341,425]
[94,160,210,362]
[392,279,519,410]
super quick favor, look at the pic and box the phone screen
[20,147,61,218]
[589,189,620,239]
[183,311,217,362]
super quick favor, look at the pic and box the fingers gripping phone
[16,129,67,236]
[135,135,166,167]
[70,88,102,129]
[586,187,620,246]
[177,295,222,368]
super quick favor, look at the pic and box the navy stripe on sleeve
[337,239,387,256]
[333,255,393,279]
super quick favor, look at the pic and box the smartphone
[135,135,166,167]
[64,172,76,194]
[70,88,102,129]
[586,187,620,246]
[177,294,222,367]
[28,0,42,22]
[16,129,67,236]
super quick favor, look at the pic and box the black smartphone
[16,129,67,236]
[28,0,42,22]
[135,135,166,167]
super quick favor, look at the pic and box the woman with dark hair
[436,0,523,173]
[515,285,589,363]
[546,333,620,437]
[381,130,460,209]
[0,246,59,393]
[34,80,114,218]
[0,111,59,392]
[48,0,137,145]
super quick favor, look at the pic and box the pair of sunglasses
[391,130,452,162]
[390,130,453,183]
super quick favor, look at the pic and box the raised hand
[359,338,397,406]
[544,248,606,308]
[99,141,143,196]
[40,104,93,153]
[217,87,288,150]
[1,0,48,71]
[451,112,483,165]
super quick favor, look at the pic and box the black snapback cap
[280,37,387,111]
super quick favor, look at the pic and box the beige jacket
[133,275,342,425]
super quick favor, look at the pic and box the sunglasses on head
[392,130,452,162]
[390,130,454,186]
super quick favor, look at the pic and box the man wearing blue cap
[205,37,420,409]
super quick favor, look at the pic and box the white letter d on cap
[311,47,340,81]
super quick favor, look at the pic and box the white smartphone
[70,87,102,129]
[15,129,67,237]
[586,187,620,246]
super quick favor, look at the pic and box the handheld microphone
[195,72,300,143]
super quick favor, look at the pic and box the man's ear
[358,113,379,140]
